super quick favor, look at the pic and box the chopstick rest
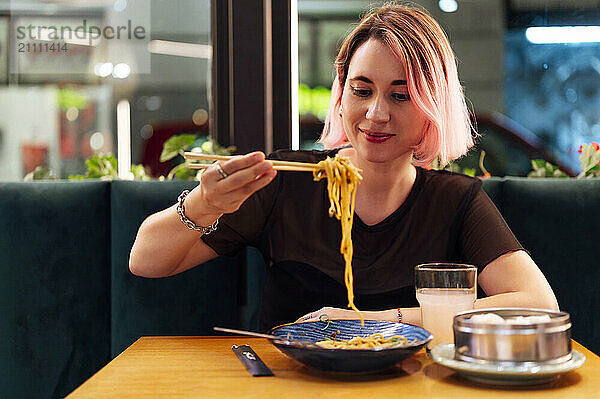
[231,345,274,377]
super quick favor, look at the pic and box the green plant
[160,134,236,180]
[577,142,600,178]
[429,151,482,178]
[130,164,151,180]
[430,158,475,177]
[24,134,234,181]
[527,160,569,178]
[68,154,150,181]
[528,142,600,178]
[57,88,89,111]
[24,166,58,181]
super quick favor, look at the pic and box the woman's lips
[360,129,395,143]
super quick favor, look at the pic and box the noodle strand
[316,333,412,349]
[314,154,364,325]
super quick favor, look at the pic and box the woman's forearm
[129,203,220,277]
[363,307,422,326]
[364,290,558,327]
[477,251,559,311]
[475,291,559,311]
[130,152,276,278]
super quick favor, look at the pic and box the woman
[130,4,557,332]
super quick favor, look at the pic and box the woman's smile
[359,128,396,143]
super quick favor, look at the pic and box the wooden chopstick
[183,152,322,172]
[186,162,316,172]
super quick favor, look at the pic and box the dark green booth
[1,177,599,398]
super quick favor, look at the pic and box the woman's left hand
[295,307,363,323]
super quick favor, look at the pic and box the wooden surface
[68,337,599,398]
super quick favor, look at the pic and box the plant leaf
[462,168,476,177]
[68,154,118,180]
[160,134,197,162]
[528,159,568,178]
[531,159,546,168]
[174,165,198,180]
[131,164,151,180]
[24,166,57,181]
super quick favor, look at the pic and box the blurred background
[0,0,598,180]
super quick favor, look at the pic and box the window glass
[297,0,598,176]
[505,4,600,174]
[0,0,211,180]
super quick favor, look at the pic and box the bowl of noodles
[268,319,432,373]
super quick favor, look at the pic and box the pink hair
[318,4,475,166]
[321,74,349,147]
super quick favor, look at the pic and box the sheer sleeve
[459,187,524,272]
[200,149,334,257]
[200,167,281,256]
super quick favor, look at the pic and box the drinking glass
[415,263,477,350]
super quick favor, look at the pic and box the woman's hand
[129,151,276,278]
[184,151,277,222]
[296,307,422,324]
[296,307,363,323]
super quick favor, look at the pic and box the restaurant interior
[1,0,599,398]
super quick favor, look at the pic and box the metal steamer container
[453,308,572,365]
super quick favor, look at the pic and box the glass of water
[415,263,477,350]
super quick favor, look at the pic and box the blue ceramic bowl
[268,320,432,373]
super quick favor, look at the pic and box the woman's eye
[350,86,371,97]
[392,93,410,102]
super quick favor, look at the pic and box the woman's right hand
[129,151,276,278]
[183,151,277,222]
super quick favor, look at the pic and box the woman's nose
[365,96,391,123]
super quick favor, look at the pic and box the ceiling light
[526,26,600,44]
[114,0,127,12]
[148,40,211,59]
[97,62,113,77]
[112,63,131,79]
[439,0,457,13]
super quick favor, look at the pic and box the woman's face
[340,38,427,164]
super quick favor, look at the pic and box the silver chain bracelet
[176,190,219,234]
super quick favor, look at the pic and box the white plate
[430,344,586,386]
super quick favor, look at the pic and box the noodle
[316,333,410,349]
[313,154,364,325]
[308,155,409,349]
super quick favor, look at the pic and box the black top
[202,149,524,331]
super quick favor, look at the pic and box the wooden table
[68,337,599,398]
